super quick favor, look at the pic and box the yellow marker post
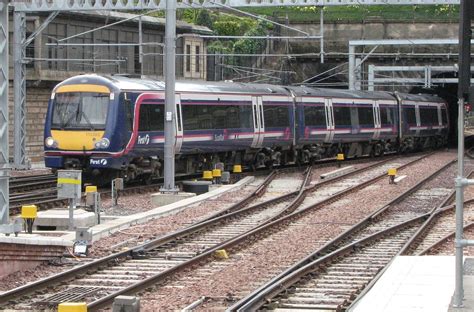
[202,171,213,180]
[85,185,97,193]
[215,249,229,259]
[212,169,222,185]
[336,153,344,167]
[212,169,222,178]
[233,165,242,173]
[21,205,37,234]
[388,168,397,184]
[58,302,87,312]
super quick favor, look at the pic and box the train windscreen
[52,92,109,130]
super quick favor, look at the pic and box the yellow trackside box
[233,165,242,173]
[215,249,229,259]
[203,170,213,180]
[58,302,87,312]
[21,205,37,219]
[212,169,222,178]
[388,168,397,176]
[85,185,97,193]
[336,153,344,161]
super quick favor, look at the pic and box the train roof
[287,85,396,101]
[396,92,446,103]
[53,74,446,104]
[54,74,291,96]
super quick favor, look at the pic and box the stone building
[7,11,212,165]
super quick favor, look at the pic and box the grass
[242,5,459,23]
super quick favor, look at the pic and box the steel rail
[417,222,474,256]
[0,169,292,306]
[229,154,454,310]
[86,168,313,310]
[232,213,430,311]
[86,154,431,310]
[398,169,474,255]
[0,153,429,309]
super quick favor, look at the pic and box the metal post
[320,7,324,64]
[0,0,9,227]
[13,10,27,169]
[69,198,75,231]
[368,64,375,91]
[355,58,362,90]
[454,0,471,307]
[161,0,178,193]
[348,44,355,90]
[454,97,466,307]
[139,16,143,75]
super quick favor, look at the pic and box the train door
[175,94,184,153]
[373,101,381,139]
[251,96,265,148]
[415,104,421,136]
[437,105,443,133]
[324,98,335,142]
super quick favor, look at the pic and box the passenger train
[44,74,449,183]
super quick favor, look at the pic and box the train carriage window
[380,107,394,125]
[226,106,240,128]
[332,106,352,127]
[420,107,438,125]
[442,108,448,125]
[182,104,252,130]
[264,105,289,128]
[240,105,253,129]
[405,107,417,125]
[358,106,374,127]
[304,106,326,126]
[138,104,164,131]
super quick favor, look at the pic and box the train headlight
[94,138,110,149]
[45,137,57,148]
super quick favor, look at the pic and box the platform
[350,256,474,312]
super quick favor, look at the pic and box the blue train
[44,74,449,183]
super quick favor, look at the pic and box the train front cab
[44,76,129,182]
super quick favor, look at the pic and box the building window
[186,44,191,72]
[195,45,200,73]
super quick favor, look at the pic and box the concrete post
[112,296,140,312]
[161,0,178,193]
[348,44,355,90]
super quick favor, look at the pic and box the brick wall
[8,86,53,165]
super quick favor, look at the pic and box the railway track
[0,152,439,310]
[0,167,312,311]
[402,199,474,256]
[5,153,397,217]
[230,156,460,311]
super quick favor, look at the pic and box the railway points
[0,151,471,311]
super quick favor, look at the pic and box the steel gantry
[0,0,462,231]
[0,0,8,229]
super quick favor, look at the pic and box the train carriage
[289,86,399,159]
[44,74,449,184]
[396,93,449,151]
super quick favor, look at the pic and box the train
[44,74,449,184]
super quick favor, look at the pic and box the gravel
[136,151,457,311]
[0,152,461,308]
